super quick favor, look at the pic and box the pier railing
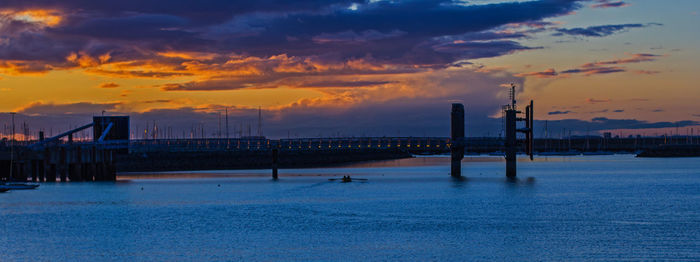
[127,137,451,153]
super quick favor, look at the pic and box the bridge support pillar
[504,99,533,179]
[505,109,517,178]
[59,147,67,182]
[451,103,465,177]
[47,164,56,182]
[31,160,38,182]
[272,148,279,180]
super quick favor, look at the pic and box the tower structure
[451,103,465,177]
[503,84,534,178]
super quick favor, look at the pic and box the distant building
[93,116,130,141]
[93,116,130,153]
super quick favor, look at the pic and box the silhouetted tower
[451,103,465,177]
[503,83,534,178]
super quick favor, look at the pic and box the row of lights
[140,139,452,150]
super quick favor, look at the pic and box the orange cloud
[157,51,219,60]
[98,82,120,88]
[66,52,102,68]
[586,98,611,104]
[0,9,63,27]
[0,60,53,74]
[515,68,558,78]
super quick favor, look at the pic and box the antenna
[257,106,263,137]
[9,112,16,180]
[510,83,516,110]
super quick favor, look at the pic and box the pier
[2,103,698,182]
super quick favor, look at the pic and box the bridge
[1,131,458,182]
[0,100,533,182]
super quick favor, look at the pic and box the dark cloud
[7,105,698,139]
[0,0,584,72]
[218,0,580,64]
[559,53,659,75]
[553,23,660,37]
[613,109,624,113]
[17,101,121,116]
[53,14,203,50]
[629,98,649,102]
[591,1,629,9]
[532,118,699,135]
[432,40,537,60]
[142,100,172,104]
[583,53,660,66]
[516,53,662,79]
[590,117,697,129]
[561,66,625,75]
[0,32,86,64]
[548,110,572,115]
[632,70,660,75]
[298,80,395,88]
[0,0,365,25]
[586,98,611,104]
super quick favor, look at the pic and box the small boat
[0,188,9,193]
[328,176,368,183]
[1,182,40,190]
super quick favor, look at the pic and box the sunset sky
[0,0,698,138]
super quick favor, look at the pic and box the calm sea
[1,155,699,261]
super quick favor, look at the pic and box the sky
[0,0,698,139]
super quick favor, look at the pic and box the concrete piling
[272,148,279,179]
[59,147,67,182]
[451,103,465,178]
[505,109,517,178]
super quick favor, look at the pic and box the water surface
[2,155,699,261]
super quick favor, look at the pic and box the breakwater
[0,145,116,182]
